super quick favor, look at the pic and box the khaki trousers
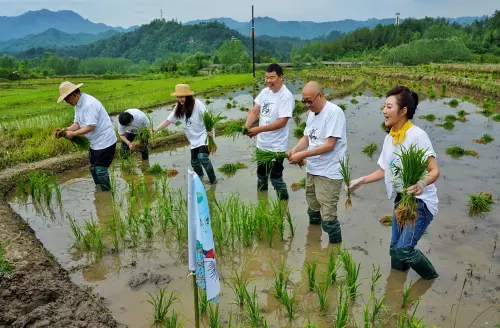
[305,173,342,221]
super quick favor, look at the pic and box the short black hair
[66,88,81,99]
[386,85,419,120]
[266,63,283,77]
[119,111,134,126]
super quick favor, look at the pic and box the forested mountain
[17,20,297,62]
[0,29,120,53]
[186,16,484,39]
[0,9,137,42]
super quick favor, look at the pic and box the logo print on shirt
[185,117,192,127]
[261,101,272,116]
[308,128,319,142]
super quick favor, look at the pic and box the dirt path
[0,153,118,328]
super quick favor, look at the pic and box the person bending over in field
[153,84,217,185]
[55,81,117,191]
[244,63,294,200]
[349,86,439,280]
[118,108,151,160]
[288,81,347,244]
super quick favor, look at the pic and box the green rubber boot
[270,177,289,201]
[198,153,217,184]
[396,247,439,280]
[95,166,111,192]
[307,207,322,225]
[389,244,410,272]
[322,219,342,244]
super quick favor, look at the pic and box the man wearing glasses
[55,81,117,191]
[288,81,347,244]
[245,63,294,200]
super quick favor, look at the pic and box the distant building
[230,36,239,41]
[395,13,400,26]
[188,36,194,44]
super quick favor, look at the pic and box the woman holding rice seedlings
[118,108,151,160]
[349,86,440,280]
[153,84,217,184]
[244,64,294,200]
[288,81,347,244]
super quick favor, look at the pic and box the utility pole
[161,10,163,20]
[252,5,255,78]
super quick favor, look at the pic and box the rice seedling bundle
[393,145,429,228]
[136,128,151,146]
[362,143,378,158]
[473,134,494,144]
[418,114,436,122]
[379,216,392,226]
[202,110,224,154]
[218,162,247,175]
[223,122,249,139]
[251,149,304,168]
[339,156,352,212]
[291,177,306,192]
[54,129,90,150]
[445,146,478,159]
[467,192,494,217]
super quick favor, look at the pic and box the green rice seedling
[207,302,222,328]
[327,248,341,285]
[217,162,247,176]
[340,247,361,299]
[492,114,500,122]
[280,287,298,321]
[141,200,155,239]
[396,299,424,327]
[467,192,494,217]
[263,211,274,248]
[81,217,104,257]
[457,110,469,118]
[401,279,413,309]
[164,310,183,328]
[305,256,318,291]
[294,122,307,139]
[371,264,382,292]
[136,127,151,146]
[370,294,387,326]
[362,143,378,158]
[225,102,232,109]
[334,282,350,328]
[199,287,208,314]
[351,98,359,104]
[284,206,295,237]
[270,200,286,241]
[315,270,330,316]
[202,109,224,154]
[380,215,392,226]
[127,212,141,248]
[419,114,436,122]
[0,242,13,274]
[272,255,290,300]
[227,269,251,306]
[205,99,212,105]
[291,177,306,192]
[441,84,447,97]
[147,287,179,324]
[67,213,83,244]
[444,114,457,122]
[339,156,352,212]
[393,145,429,228]
[447,99,459,107]
[20,171,61,206]
[146,163,164,174]
[338,103,347,111]
[243,286,265,327]
[107,213,121,252]
[55,130,90,150]
[305,317,318,328]
[445,146,478,159]
[240,204,255,247]
[223,122,249,139]
[478,107,493,117]
[474,134,494,144]
[251,148,289,165]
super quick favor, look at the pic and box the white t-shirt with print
[73,93,117,150]
[304,101,347,180]
[167,99,207,149]
[118,108,150,135]
[254,85,294,152]
[377,125,439,215]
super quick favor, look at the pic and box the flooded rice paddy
[8,79,500,327]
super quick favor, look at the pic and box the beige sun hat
[171,84,194,97]
[57,81,83,103]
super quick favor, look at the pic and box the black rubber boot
[198,153,217,184]
[140,145,149,160]
[95,166,111,191]
[257,173,268,191]
[191,158,204,179]
[389,244,410,272]
[89,165,99,185]
[307,207,322,225]
[322,219,342,244]
[397,247,439,280]
[270,177,289,201]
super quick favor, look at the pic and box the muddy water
[9,92,500,328]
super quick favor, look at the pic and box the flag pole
[192,272,200,328]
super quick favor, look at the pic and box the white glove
[349,177,365,191]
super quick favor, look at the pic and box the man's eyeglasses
[301,92,321,105]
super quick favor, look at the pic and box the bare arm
[245,104,260,128]
[66,123,80,131]
[290,136,309,154]
[73,125,95,136]
[119,134,131,145]
[154,119,172,132]
[423,157,439,186]
[302,137,336,158]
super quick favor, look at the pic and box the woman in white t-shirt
[349,86,440,280]
[153,84,217,184]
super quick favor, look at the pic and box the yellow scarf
[389,120,413,146]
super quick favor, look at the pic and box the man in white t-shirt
[288,81,347,244]
[118,108,151,160]
[245,64,294,200]
[56,81,117,191]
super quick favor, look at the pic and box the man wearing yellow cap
[55,81,117,191]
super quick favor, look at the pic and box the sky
[0,0,497,28]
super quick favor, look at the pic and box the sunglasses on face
[301,92,321,105]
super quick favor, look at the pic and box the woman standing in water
[154,84,217,184]
[350,86,439,280]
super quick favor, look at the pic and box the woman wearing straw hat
[153,84,217,184]
[55,81,117,191]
